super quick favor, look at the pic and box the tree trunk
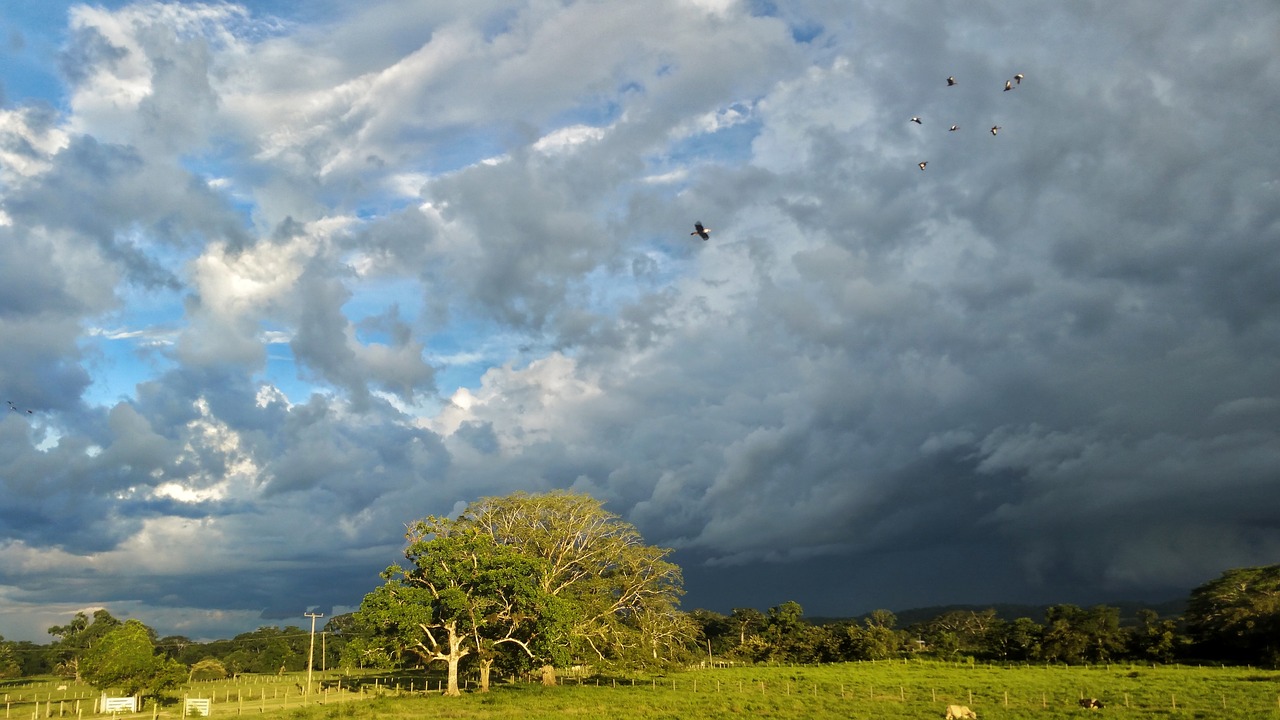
[540,665,556,687]
[443,621,468,697]
[478,659,493,692]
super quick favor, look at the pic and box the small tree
[0,636,20,679]
[188,658,227,681]
[729,608,766,648]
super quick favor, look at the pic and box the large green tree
[1129,609,1185,663]
[914,609,1002,659]
[846,609,903,661]
[47,609,122,680]
[1187,565,1280,666]
[357,521,557,695]
[80,620,186,701]
[986,617,1043,661]
[460,491,690,666]
[1037,605,1126,664]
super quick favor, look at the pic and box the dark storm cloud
[2,0,1278,642]
[425,0,1280,615]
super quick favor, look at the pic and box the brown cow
[1079,697,1104,710]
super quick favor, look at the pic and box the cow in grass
[1079,698,1104,710]
[945,705,977,719]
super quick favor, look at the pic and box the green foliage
[462,491,690,669]
[1186,564,1280,666]
[986,616,1043,661]
[217,626,310,674]
[1038,604,1126,664]
[338,635,398,670]
[352,490,694,692]
[1129,608,1185,663]
[80,619,186,699]
[846,613,905,661]
[47,608,123,680]
[189,657,228,681]
[0,635,21,679]
[356,521,557,695]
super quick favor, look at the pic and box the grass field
[5,661,1280,719]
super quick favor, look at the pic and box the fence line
[543,673,1280,715]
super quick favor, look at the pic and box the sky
[0,0,1277,643]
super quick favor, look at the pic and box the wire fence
[546,673,1280,715]
[6,663,1280,717]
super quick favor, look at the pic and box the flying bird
[691,221,710,240]
[918,161,927,171]
[1014,73,1024,84]
[990,125,1001,135]
[949,125,959,132]
[911,116,922,124]
[1004,80,1013,91]
[947,76,956,86]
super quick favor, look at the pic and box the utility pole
[304,612,324,696]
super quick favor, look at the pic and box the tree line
[3,491,1280,699]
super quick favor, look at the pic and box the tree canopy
[357,523,555,695]
[460,491,689,666]
[80,619,186,700]
[1187,564,1280,665]
[0,635,20,679]
[355,490,692,695]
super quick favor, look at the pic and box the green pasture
[0,671,397,718]
[5,662,1280,719]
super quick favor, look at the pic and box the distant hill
[809,599,1186,628]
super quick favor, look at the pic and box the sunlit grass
[7,662,1280,719]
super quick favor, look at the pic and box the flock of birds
[689,72,1027,238]
[915,72,1024,171]
[7,400,33,415]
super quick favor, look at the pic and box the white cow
[945,705,977,720]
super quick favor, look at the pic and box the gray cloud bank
[0,0,1278,640]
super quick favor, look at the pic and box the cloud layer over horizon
[0,0,1278,641]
